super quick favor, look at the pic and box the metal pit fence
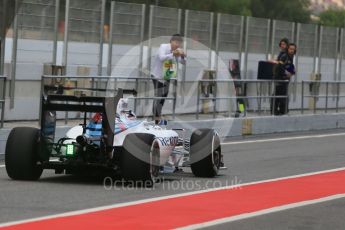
[41,75,177,124]
[39,76,345,125]
[195,79,345,119]
[301,80,345,114]
[195,79,290,119]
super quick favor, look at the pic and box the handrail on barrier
[42,75,177,81]
[40,75,178,124]
[198,79,290,83]
[300,80,345,114]
[196,78,290,119]
[302,80,345,84]
[38,76,345,122]
[0,75,6,128]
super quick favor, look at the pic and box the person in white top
[151,34,186,124]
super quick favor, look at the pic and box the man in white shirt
[151,34,186,124]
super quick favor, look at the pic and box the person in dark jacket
[277,38,289,61]
[270,38,289,114]
[273,43,296,115]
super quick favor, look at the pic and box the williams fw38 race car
[5,85,225,185]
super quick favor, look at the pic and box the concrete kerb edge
[169,113,345,137]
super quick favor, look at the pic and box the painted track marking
[223,132,345,145]
[1,167,345,229]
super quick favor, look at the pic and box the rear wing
[40,77,137,158]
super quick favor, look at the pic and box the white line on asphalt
[1,166,345,228]
[222,132,345,145]
[176,194,345,230]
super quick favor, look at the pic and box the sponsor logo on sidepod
[156,136,179,147]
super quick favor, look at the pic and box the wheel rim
[150,140,160,182]
[212,134,221,172]
[213,149,221,170]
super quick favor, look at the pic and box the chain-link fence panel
[215,13,244,80]
[185,9,213,51]
[183,9,213,83]
[296,23,318,57]
[216,13,243,53]
[111,1,144,45]
[245,16,270,55]
[108,1,145,77]
[68,0,103,43]
[150,5,181,40]
[65,0,104,75]
[8,0,57,115]
[15,0,57,78]
[244,16,270,80]
[17,0,56,41]
[295,23,318,83]
[320,26,338,59]
[319,26,338,82]
[271,20,294,59]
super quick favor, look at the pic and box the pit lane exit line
[222,132,345,145]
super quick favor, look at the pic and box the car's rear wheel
[5,127,43,180]
[120,133,160,186]
[190,129,221,177]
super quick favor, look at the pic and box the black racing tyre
[120,133,160,186]
[190,129,221,177]
[5,127,43,180]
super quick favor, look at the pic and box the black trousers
[272,82,289,115]
[152,78,170,120]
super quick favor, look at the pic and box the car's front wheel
[190,129,221,177]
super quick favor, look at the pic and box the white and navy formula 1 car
[5,86,224,185]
